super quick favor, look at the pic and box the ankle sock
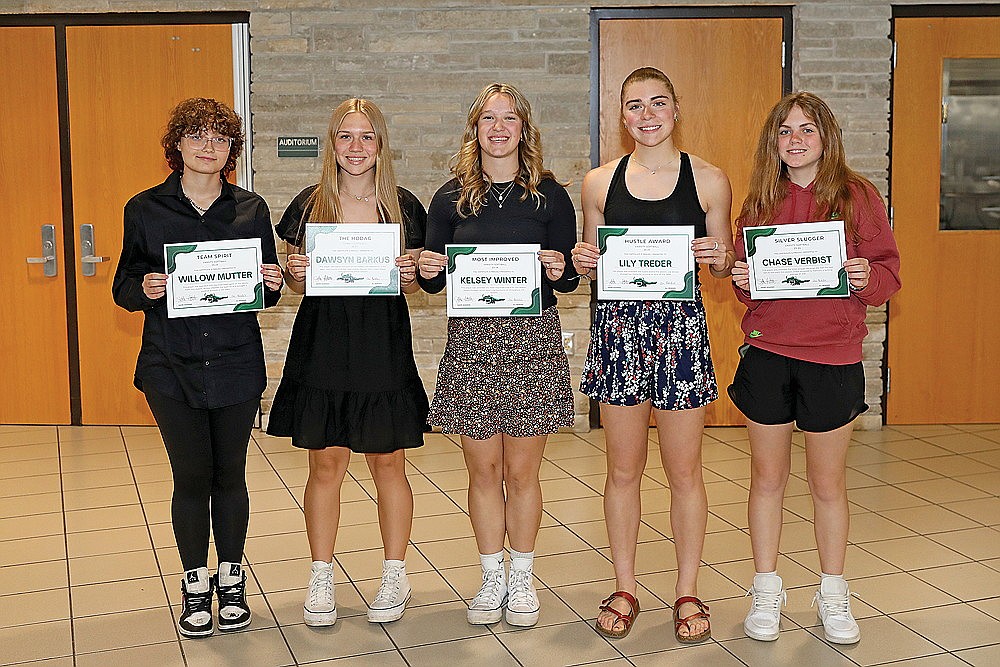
[480,551,504,572]
[384,559,405,571]
[509,549,534,572]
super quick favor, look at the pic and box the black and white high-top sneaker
[216,562,252,632]
[178,567,214,638]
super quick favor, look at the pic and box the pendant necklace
[491,181,516,208]
[631,151,679,175]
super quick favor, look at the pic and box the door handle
[25,224,58,277]
[79,224,110,277]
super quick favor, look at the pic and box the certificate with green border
[445,243,542,317]
[304,223,400,296]
[744,220,849,299]
[165,238,263,318]
[597,226,695,301]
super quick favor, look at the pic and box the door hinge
[781,41,786,69]
[886,367,891,394]
[892,41,897,68]
[889,206,894,230]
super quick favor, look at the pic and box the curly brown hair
[161,98,245,176]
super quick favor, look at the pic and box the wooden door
[598,18,786,425]
[889,17,1000,423]
[0,27,71,424]
[66,24,235,424]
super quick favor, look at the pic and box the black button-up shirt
[112,171,281,409]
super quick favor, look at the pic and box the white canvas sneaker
[303,561,336,627]
[743,573,786,641]
[467,566,507,625]
[505,566,540,627]
[367,560,411,623]
[813,577,860,644]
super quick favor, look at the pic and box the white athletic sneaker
[367,560,411,623]
[467,566,507,625]
[303,561,336,627]
[505,566,540,627]
[813,577,860,644]
[744,573,786,641]
[178,567,214,638]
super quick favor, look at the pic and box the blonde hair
[305,98,403,226]
[739,92,878,240]
[451,82,558,217]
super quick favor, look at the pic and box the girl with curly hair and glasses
[113,97,283,638]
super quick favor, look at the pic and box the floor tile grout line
[54,428,78,667]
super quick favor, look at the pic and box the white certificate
[744,220,849,299]
[446,243,542,317]
[597,225,695,301]
[304,223,401,296]
[165,239,263,318]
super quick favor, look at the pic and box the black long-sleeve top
[418,178,578,309]
[112,171,281,409]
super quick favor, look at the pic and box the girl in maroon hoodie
[730,92,900,646]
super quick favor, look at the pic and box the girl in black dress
[267,99,428,626]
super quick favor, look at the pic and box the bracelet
[849,282,864,292]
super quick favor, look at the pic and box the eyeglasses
[182,133,232,149]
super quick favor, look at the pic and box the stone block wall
[11,0,991,429]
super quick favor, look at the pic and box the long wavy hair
[738,92,877,240]
[451,82,557,217]
[305,99,403,227]
[162,98,244,177]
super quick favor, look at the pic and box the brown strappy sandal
[673,595,711,644]
[595,590,640,639]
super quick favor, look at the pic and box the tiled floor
[1,423,998,666]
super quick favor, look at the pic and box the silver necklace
[343,187,375,202]
[631,151,679,175]
[491,181,516,208]
[182,188,211,215]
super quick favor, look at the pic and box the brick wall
[11,0,993,429]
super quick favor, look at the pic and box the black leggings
[144,388,259,571]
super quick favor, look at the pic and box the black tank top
[604,152,708,239]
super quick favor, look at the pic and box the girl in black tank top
[604,152,708,239]
[570,67,735,645]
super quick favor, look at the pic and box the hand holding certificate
[596,226,696,301]
[165,239,263,318]
[304,223,401,296]
[743,220,849,299]
[445,243,542,317]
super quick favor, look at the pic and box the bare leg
[461,434,506,555]
[803,422,853,575]
[304,447,352,562]
[365,450,413,561]
[746,420,794,573]
[500,434,547,553]
[653,406,709,638]
[597,402,651,634]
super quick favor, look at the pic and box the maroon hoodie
[733,180,901,365]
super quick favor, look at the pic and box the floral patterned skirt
[428,306,575,439]
[580,287,718,411]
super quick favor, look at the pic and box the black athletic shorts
[727,345,868,433]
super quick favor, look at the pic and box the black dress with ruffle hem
[265,186,429,453]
